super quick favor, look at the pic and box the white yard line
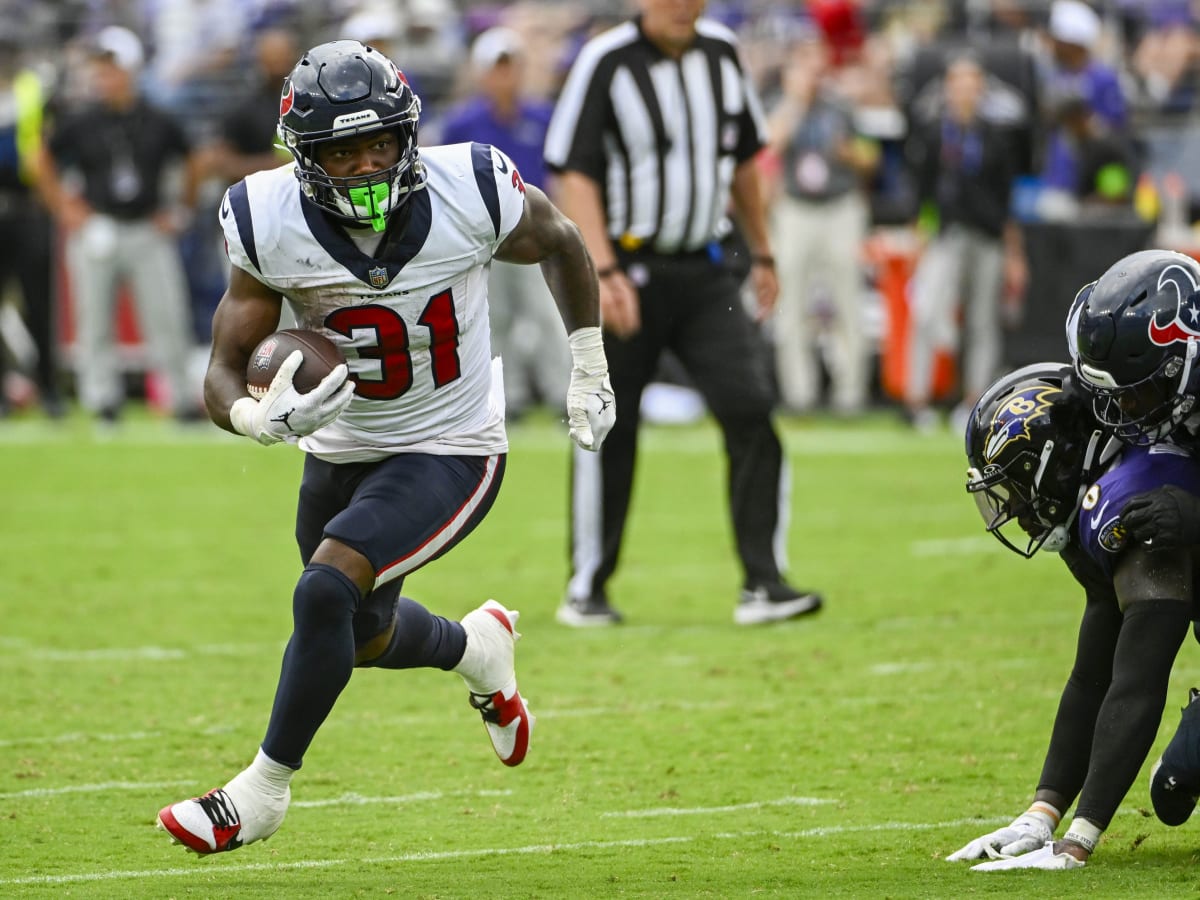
[0,782,512,805]
[0,701,747,751]
[293,789,512,808]
[0,642,277,664]
[0,818,1013,887]
[0,780,191,799]
[0,722,233,749]
[601,796,834,817]
[0,730,162,749]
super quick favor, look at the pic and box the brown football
[246,329,346,400]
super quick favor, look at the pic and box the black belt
[619,242,726,262]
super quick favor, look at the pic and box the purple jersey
[439,97,553,188]
[1039,61,1128,191]
[1078,442,1200,577]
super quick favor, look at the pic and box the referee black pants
[568,250,787,603]
[0,205,57,402]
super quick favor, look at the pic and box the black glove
[1121,485,1200,550]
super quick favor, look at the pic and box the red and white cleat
[157,773,289,854]
[458,600,534,766]
[157,788,248,854]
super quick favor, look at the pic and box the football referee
[545,0,825,627]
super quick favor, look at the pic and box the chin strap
[1173,338,1199,423]
[1043,523,1071,554]
[1045,429,1122,555]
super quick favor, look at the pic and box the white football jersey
[220,143,530,462]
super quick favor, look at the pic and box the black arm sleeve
[1072,598,1191,829]
[1035,586,1123,805]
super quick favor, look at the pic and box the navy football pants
[296,451,505,645]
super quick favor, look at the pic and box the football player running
[953,361,1200,870]
[157,41,615,854]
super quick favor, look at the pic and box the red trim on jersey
[375,454,501,583]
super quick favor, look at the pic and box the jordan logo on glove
[270,408,299,434]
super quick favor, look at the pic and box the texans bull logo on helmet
[982,385,1059,465]
[1147,263,1200,347]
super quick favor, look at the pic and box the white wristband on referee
[568,326,607,375]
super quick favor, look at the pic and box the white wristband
[229,396,260,440]
[1062,817,1102,853]
[568,326,607,375]
[1023,801,1062,830]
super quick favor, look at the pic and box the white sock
[453,626,488,694]
[236,747,295,798]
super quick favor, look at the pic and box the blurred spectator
[141,0,250,143]
[1039,0,1129,196]
[0,33,61,417]
[204,26,299,184]
[439,26,569,419]
[340,5,403,61]
[903,52,1026,431]
[1129,1,1199,115]
[181,26,301,341]
[1050,91,1140,208]
[246,0,308,33]
[808,0,866,68]
[41,26,202,424]
[496,2,586,101]
[342,0,462,120]
[60,0,146,42]
[765,32,878,416]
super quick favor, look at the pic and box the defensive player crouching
[953,362,1200,870]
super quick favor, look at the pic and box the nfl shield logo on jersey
[369,266,390,289]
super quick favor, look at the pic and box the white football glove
[970,842,1085,872]
[229,350,355,446]
[566,326,615,451]
[946,810,1056,861]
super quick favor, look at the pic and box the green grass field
[3,409,1200,898]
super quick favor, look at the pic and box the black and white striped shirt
[544,16,767,256]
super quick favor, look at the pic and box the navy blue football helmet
[278,40,424,230]
[965,362,1118,557]
[1070,249,1200,445]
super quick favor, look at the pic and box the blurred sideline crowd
[0,0,1198,430]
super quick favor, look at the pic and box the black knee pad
[293,563,361,633]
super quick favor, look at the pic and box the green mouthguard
[348,182,390,232]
